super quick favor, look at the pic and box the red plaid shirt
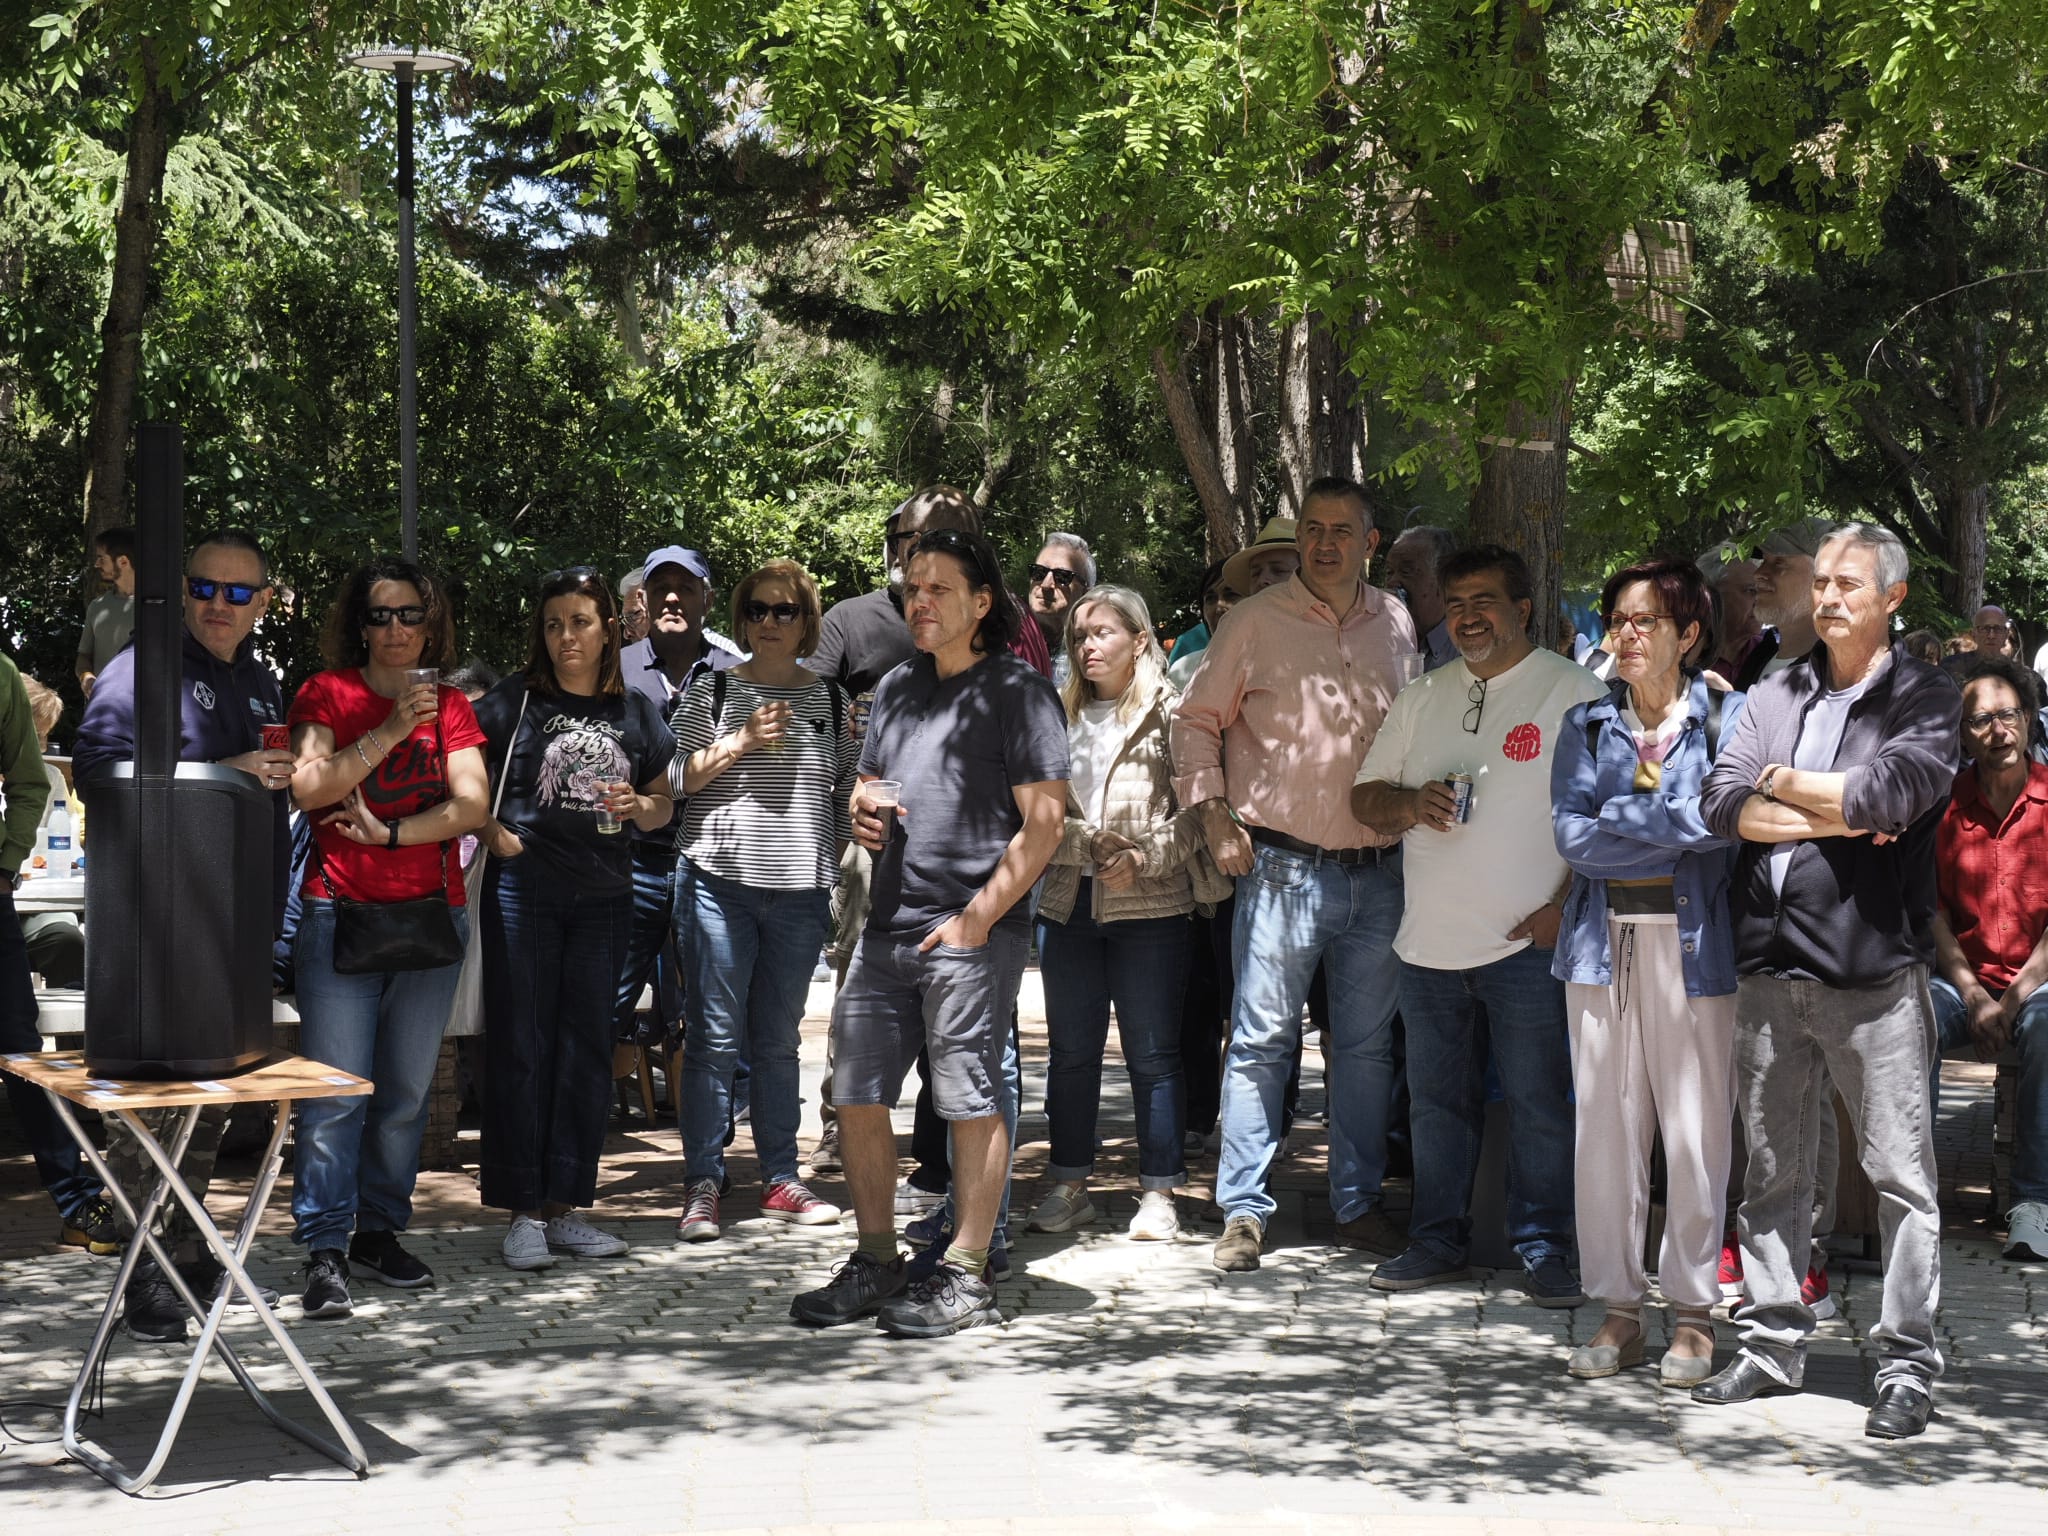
[1937,761,2048,991]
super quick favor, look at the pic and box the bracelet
[354,738,376,772]
[387,818,403,850]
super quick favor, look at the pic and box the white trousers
[1566,918,1738,1311]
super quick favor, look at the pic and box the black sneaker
[349,1229,435,1289]
[1523,1253,1587,1309]
[875,1260,1001,1339]
[60,1196,121,1256]
[300,1250,353,1320]
[123,1255,189,1344]
[904,1224,1010,1284]
[178,1253,281,1309]
[789,1251,908,1327]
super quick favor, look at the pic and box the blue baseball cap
[642,546,713,586]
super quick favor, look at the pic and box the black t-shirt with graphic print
[472,678,678,896]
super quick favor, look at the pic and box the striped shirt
[670,671,857,889]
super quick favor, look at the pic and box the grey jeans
[1732,967,1944,1393]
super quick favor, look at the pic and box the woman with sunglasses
[670,560,856,1242]
[1551,557,1745,1385]
[472,567,678,1271]
[284,559,489,1316]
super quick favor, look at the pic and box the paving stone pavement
[1,978,2044,1531]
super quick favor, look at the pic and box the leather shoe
[1865,1383,1932,1440]
[1690,1354,1800,1405]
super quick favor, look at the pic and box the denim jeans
[0,892,98,1221]
[1931,975,2047,1205]
[291,900,469,1251]
[1038,885,1191,1191]
[1401,944,1576,1268]
[613,843,683,1044]
[1217,844,1403,1227]
[677,863,830,1187]
[479,856,630,1212]
[1733,968,1943,1392]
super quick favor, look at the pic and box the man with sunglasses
[73,528,294,1342]
[1352,544,1605,1303]
[1023,532,1094,686]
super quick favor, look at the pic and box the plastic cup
[864,779,902,809]
[596,780,626,835]
[1395,653,1425,689]
[405,667,440,720]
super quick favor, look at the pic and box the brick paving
[0,975,2043,1531]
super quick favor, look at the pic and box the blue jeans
[613,843,683,1043]
[1038,886,1191,1191]
[0,892,98,1221]
[1932,974,2048,1204]
[291,900,468,1251]
[1217,844,1403,1226]
[1401,945,1576,1267]
[677,863,830,1187]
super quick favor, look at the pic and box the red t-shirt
[289,669,489,905]
[1936,761,2048,992]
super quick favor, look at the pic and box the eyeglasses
[1964,707,2027,731]
[1606,612,1670,638]
[365,605,428,628]
[743,600,802,625]
[186,577,265,606]
[1028,564,1078,589]
[541,565,600,587]
[1463,676,1487,735]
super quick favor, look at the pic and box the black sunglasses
[912,528,990,583]
[1028,563,1078,589]
[1463,676,1487,735]
[186,577,266,606]
[743,600,803,625]
[541,565,600,587]
[365,605,429,628]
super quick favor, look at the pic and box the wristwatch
[387,819,403,850]
[1758,767,1780,802]
[5,870,20,894]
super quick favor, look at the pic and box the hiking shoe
[178,1253,280,1308]
[677,1179,722,1243]
[790,1251,909,1326]
[1369,1243,1472,1292]
[807,1120,844,1174]
[1803,1259,1837,1320]
[1027,1183,1097,1233]
[60,1196,120,1256]
[1523,1253,1587,1308]
[349,1229,435,1288]
[502,1214,557,1271]
[123,1255,189,1343]
[547,1210,628,1258]
[1717,1230,1744,1298]
[1333,1207,1407,1257]
[1213,1215,1265,1272]
[2006,1200,2048,1262]
[761,1179,842,1225]
[300,1249,353,1320]
[1128,1190,1181,1242]
[894,1178,946,1217]
[876,1260,1001,1338]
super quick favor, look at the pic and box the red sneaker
[761,1179,843,1226]
[676,1179,721,1243]
[1718,1231,1744,1299]
[1802,1260,1837,1320]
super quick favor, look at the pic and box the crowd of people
[5,479,2046,1443]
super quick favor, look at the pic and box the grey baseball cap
[642,545,714,586]
[1758,517,1834,559]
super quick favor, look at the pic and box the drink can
[1444,771,1474,824]
[262,723,290,753]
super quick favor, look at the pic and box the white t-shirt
[1356,648,1606,969]
[1067,699,1127,874]
[1768,654,1887,897]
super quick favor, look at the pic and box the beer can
[1444,771,1474,824]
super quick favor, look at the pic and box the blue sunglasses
[186,577,266,606]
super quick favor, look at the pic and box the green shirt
[0,655,52,877]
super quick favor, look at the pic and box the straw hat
[1221,517,1299,596]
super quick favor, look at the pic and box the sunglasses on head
[912,528,989,583]
[541,565,600,587]
[1028,564,1078,589]
[186,577,265,606]
[743,600,802,625]
[365,605,428,628]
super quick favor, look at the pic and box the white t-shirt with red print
[1356,647,1606,969]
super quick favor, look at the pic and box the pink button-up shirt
[1171,574,1418,851]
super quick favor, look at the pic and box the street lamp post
[349,45,466,562]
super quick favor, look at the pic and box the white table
[14,874,84,914]
[35,989,300,1051]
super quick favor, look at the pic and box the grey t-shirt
[1769,653,1887,897]
[858,651,1070,938]
[78,591,134,672]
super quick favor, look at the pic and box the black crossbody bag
[331,712,466,975]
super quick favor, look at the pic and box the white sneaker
[2007,1200,2048,1261]
[1128,1189,1181,1242]
[502,1215,556,1271]
[894,1178,946,1217]
[545,1211,628,1258]
[1026,1183,1097,1233]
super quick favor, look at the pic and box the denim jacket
[1550,674,1744,997]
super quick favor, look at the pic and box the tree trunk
[1941,479,1990,616]
[1467,389,1572,653]
[1202,306,1261,546]
[83,54,176,542]
[1277,311,1369,516]
[1152,342,1255,561]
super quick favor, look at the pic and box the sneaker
[1802,1259,1837,1320]
[1212,1215,1264,1272]
[178,1253,281,1308]
[502,1214,557,1271]
[789,1251,909,1326]
[676,1179,721,1243]
[904,1203,953,1248]
[808,1120,844,1174]
[1182,1130,1207,1157]
[875,1260,1001,1338]
[905,1224,1011,1283]
[1128,1190,1181,1242]
[1717,1230,1744,1298]
[761,1179,842,1225]
[300,1249,353,1319]
[894,1178,946,1218]
[1523,1253,1587,1308]
[1027,1183,1097,1233]
[1333,1207,1407,1257]
[349,1229,435,1289]
[2005,1200,2048,1262]
[1369,1243,1473,1293]
[122,1254,189,1344]
[60,1196,120,1256]
[547,1210,628,1258]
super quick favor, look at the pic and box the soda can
[262,722,290,753]
[1444,771,1474,824]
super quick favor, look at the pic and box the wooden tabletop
[0,1051,371,1109]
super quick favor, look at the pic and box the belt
[1248,826,1389,867]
